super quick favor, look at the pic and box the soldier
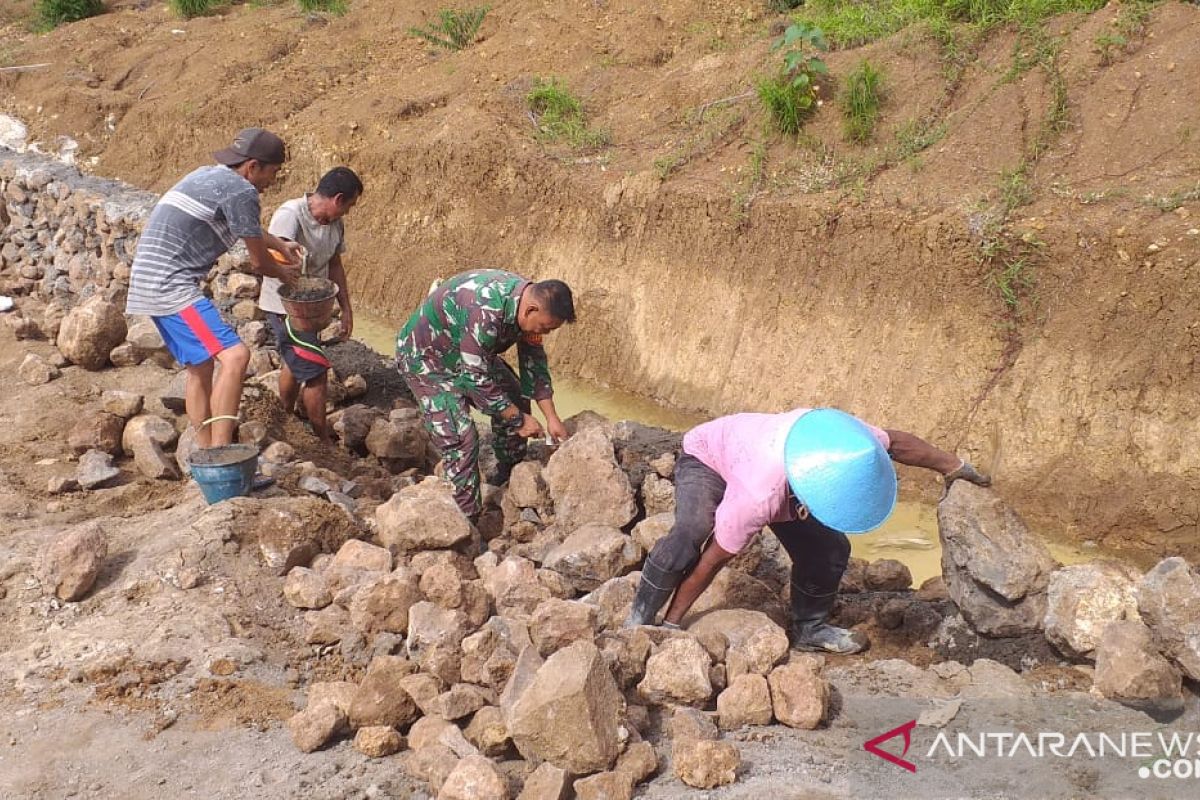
[396,269,576,519]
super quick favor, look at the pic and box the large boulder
[530,598,600,657]
[544,426,636,531]
[1136,557,1200,680]
[543,524,642,592]
[1043,562,1140,660]
[938,482,1056,636]
[1094,620,1184,714]
[376,477,473,553]
[121,414,179,456]
[504,641,623,775]
[365,416,427,464]
[348,657,421,730]
[38,521,107,601]
[56,295,127,370]
[507,461,550,509]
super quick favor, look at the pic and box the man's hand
[516,412,544,439]
[337,311,354,342]
[942,460,991,497]
[545,416,569,444]
[277,240,304,266]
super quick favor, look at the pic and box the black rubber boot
[789,584,869,655]
[623,559,685,628]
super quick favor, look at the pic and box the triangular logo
[864,719,917,772]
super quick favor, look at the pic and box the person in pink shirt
[624,407,990,654]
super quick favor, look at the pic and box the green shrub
[168,0,221,18]
[298,0,348,13]
[408,6,489,51]
[840,60,885,143]
[34,0,103,29]
[758,22,829,135]
[526,78,609,148]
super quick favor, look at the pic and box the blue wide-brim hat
[784,408,898,534]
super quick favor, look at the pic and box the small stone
[283,567,333,609]
[517,762,568,800]
[768,661,828,730]
[464,705,511,757]
[438,754,509,800]
[866,559,912,591]
[717,673,773,729]
[672,738,740,788]
[38,520,107,601]
[334,539,393,572]
[238,421,268,447]
[353,726,404,758]
[573,771,634,800]
[344,373,368,399]
[638,636,712,706]
[614,740,658,785]
[18,353,58,385]
[100,390,144,418]
[68,412,125,456]
[262,441,295,463]
[76,449,120,489]
[287,702,346,753]
[667,707,718,742]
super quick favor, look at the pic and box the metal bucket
[188,444,259,505]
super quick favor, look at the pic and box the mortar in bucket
[271,248,338,329]
[188,444,260,504]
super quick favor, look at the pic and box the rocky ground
[2,276,1200,800]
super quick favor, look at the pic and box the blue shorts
[151,297,242,366]
[266,312,331,384]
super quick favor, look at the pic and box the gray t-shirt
[258,195,346,315]
[125,165,262,316]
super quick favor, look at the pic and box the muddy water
[352,313,1092,585]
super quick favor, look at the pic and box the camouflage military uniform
[395,269,554,517]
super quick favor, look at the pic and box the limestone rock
[68,412,125,456]
[574,771,634,800]
[517,763,568,800]
[334,404,383,453]
[597,628,652,690]
[76,449,120,489]
[307,681,358,717]
[438,755,509,800]
[530,598,599,657]
[673,738,740,789]
[284,567,333,609]
[581,573,638,632]
[543,524,642,592]
[506,461,549,508]
[348,659,421,729]
[638,636,712,706]
[334,539,393,572]
[366,416,427,464]
[768,661,828,729]
[287,702,346,753]
[56,295,127,370]
[406,601,470,682]
[38,521,107,601]
[668,707,718,742]
[427,683,490,721]
[485,556,551,615]
[376,477,472,553]
[132,438,181,481]
[938,482,1056,636]
[353,725,404,758]
[100,390,143,418]
[866,559,913,591]
[1136,557,1200,680]
[1044,562,1140,659]
[121,414,178,455]
[615,739,658,785]
[262,441,295,463]
[544,426,636,531]
[464,705,511,757]
[687,609,789,678]
[18,353,58,385]
[421,562,465,609]
[1094,620,1184,713]
[461,617,532,691]
[631,513,674,555]
[717,673,773,729]
[640,472,675,516]
[504,641,623,774]
[107,342,144,368]
[350,573,422,635]
[405,744,459,792]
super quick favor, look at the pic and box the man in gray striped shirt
[126,128,302,449]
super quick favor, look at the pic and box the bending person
[396,269,575,520]
[625,407,990,654]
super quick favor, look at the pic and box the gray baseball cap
[213,128,286,166]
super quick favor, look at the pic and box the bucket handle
[200,415,240,428]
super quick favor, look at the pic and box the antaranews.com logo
[864,720,1200,780]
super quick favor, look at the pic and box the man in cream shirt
[259,166,363,444]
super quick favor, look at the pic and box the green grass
[840,60,886,143]
[33,0,102,29]
[894,117,947,159]
[168,0,222,17]
[408,6,489,51]
[527,78,610,149]
[756,74,814,136]
[792,0,1108,48]
[1143,184,1200,212]
[299,0,349,13]
[1094,0,1161,63]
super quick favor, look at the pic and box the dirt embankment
[1,0,1198,559]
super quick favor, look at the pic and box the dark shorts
[266,312,330,384]
[152,297,242,366]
